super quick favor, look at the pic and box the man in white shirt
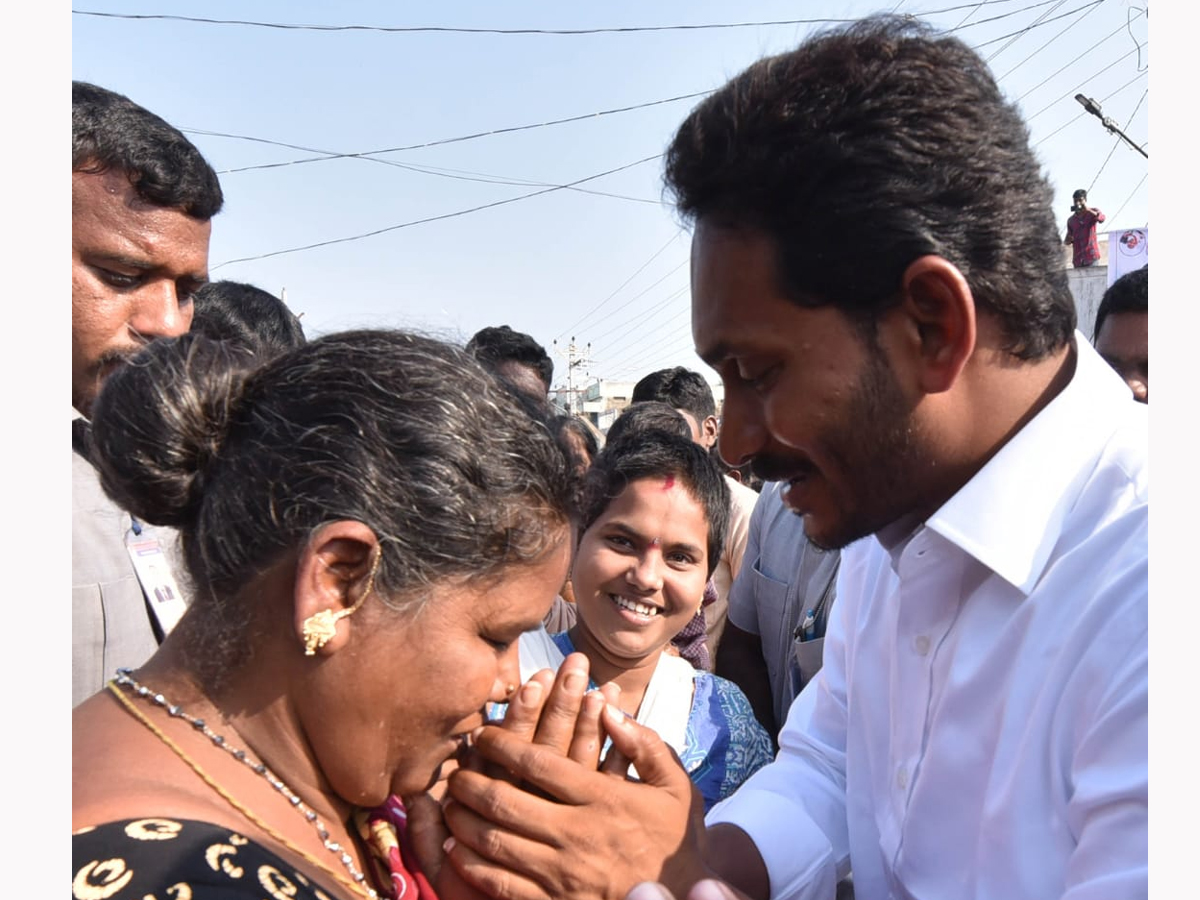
[439,16,1146,900]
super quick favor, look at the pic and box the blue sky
[72,0,1150,393]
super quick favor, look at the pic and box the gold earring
[302,547,383,656]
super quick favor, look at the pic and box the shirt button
[914,635,931,656]
[897,767,909,790]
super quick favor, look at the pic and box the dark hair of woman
[89,330,575,686]
[75,329,577,900]
[580,428,730,580]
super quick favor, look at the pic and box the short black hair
[73,81,223,220]
[605,401,693,447]
[1094,266,1148,342]
[631,367,716,423]
[191,281,306,359]
[581,430,730,580]
[1073,189,1089,200]
[465,325,554,393]
[664,15,1075,360]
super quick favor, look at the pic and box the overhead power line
[1108,172,1147,224]
[983,0,1069,61]
[969,0,1106,49]
[81,0,1146,310]
[211,153,661,269]
[196,91,711,175]
[555,232,682,340]
[225,142,660,203]
[569,264,691,354]
[951,1,991,29]
[995,0,1102,78]
[74,3,1027,36]
[1032,69,1146,146]
[603,329,700,379]
[1015,8,1144,101]
[596,317,694,374]
[588,280,690,346]
[1088,88,1148,188]
[178,1,1098,184]
[1126,4,1147,71]
[363,160,659,204]
[1024,44,1141,120]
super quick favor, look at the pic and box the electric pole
[552,337,592,414]
[1074,94,1148,159]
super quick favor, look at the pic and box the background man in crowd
[190,280,306,359]
[631,367,759,665]
[632,367,720,449]
[72,81,223,706]
[1093,265,1148,403]
[440,17,1147,900]
[715,481,840,739]
[465,324,555,403]
[1064,187,1105,268]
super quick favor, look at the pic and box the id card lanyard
[124,517,187,636]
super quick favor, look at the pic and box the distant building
[555,375,730,432]
[1067,263,1110,341]
[552,380,634,430]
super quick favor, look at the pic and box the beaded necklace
[109,669,382,900]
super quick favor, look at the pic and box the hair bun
[89,334,255,529]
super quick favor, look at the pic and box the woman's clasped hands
[406,653,714,900]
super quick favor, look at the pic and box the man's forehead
[1096,311,1148,351]
[74,168,183,218]
[73,169,211,272]
[690,224,783,364]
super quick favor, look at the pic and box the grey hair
[89,330,576,683]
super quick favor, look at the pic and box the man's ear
[293,520,381,658]
[895,255,976,395]
[701,415,720,450]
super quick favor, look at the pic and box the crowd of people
[73,14,1147,900]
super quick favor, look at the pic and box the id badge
[124,531,187,635]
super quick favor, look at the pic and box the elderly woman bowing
[72,330,576,900]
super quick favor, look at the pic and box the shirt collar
[919,333,1141,594]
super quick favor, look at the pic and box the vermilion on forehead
[663,474,676,490]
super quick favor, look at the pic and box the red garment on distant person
[1065,207,1105,267]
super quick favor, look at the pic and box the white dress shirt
[707,335,1147,900]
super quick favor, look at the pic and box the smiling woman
[71,330,576,900]
[519,429,772,811]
